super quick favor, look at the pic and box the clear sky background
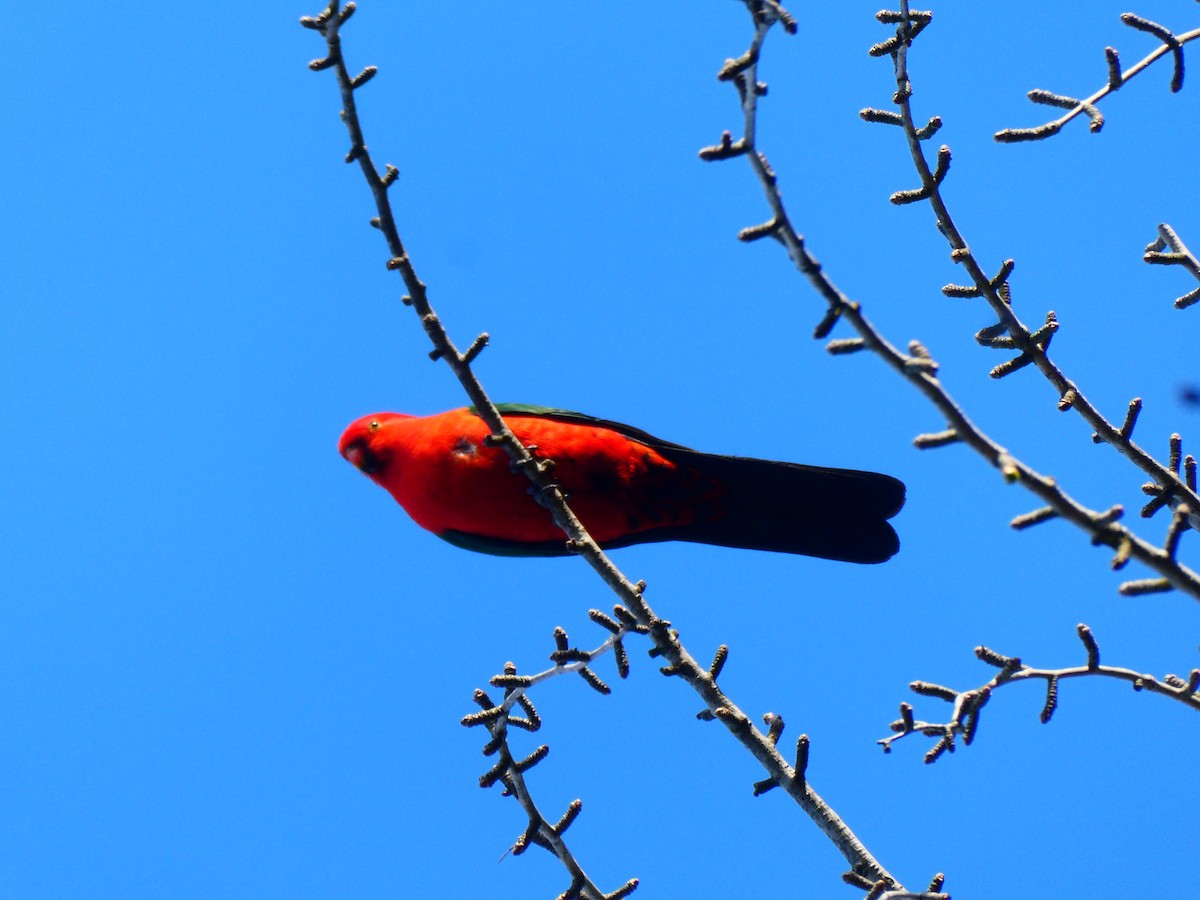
[5,3,1199,897]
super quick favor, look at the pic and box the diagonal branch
[995,17,1200,142]
[880,624,1200,760]
[303,6,647,897]
[301,3,625,594]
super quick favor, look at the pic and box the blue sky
[5,2,1199,897]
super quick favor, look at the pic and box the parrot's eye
[368,420,381,432]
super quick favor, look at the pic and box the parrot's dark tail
[641,448,906,563]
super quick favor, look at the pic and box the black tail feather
[631,448,905,563]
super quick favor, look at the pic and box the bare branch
[462,620,646,900]
[303,4,656,894]
[996,18,1200,141]
[879,625,1200,758]
[1145,224,1200,309]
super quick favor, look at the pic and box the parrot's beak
[342,439,382,475]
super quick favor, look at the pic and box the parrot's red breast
[338,404,905,562]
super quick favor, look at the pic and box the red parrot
[338,404,904,563]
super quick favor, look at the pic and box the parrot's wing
[480,403,905,563]
[486,403,696,452]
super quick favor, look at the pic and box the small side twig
[462,616,646,900]
[1145,224,1200,310]
[879,624,1200,760]
[995,17,1200,141]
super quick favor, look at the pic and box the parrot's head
[338,412,413,481]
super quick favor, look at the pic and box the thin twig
[463,622,642,899]
[995,21,1200,141]
[1145,223,1200,309]
[880,625,1200,758]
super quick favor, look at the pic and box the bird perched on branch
[339,404,904,563]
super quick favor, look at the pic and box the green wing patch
[471,403,695,453]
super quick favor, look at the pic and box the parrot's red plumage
[338,404,905,562]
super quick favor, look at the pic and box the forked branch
[1145,224,1200,310]
[995,14,1200,141]
[880,625,1200,760]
